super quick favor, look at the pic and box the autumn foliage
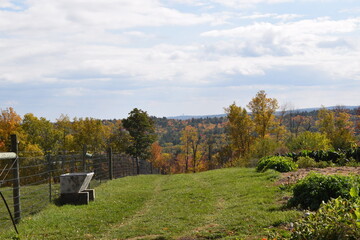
[0,92,359,175]
[0,107,22,151]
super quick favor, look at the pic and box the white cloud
[0,0,216,33]
[1,16,360,87]
[211,0,292,8]
[0,0,221,51]
[0,0,221,85]
[0,0,359,119]
[202,17,360,38]
[198,17,360,83]
[123,31,154,38]
[340,7,360,14]
[165,0,293,8]
[243,13,301,20]
[59,88,88,97]
[201,17,360,56]
[0,0,22,10]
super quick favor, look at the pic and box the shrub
[315,160,331,168]
[291,197,360,240]
[253,138,280,158]
[288,173,354,210]
[256,156,297,173]
[346,159,360,167]
[296,156,316,168]
[346,147,360,162]
[287,131,331,152]
[285,148,359,166]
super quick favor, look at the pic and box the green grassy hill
[1,168,299,239]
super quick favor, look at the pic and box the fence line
[0,135,159,231]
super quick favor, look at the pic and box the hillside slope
[1,168,299,239]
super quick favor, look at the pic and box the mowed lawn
[0,168,299,239]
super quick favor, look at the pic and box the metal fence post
[47,153,52,203]
[108,147,113,180]
[132,158,136,175]
[10,134,20,224]
[70,153,75,172]
[82,145,87,172]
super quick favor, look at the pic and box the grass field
[0,168,300,239]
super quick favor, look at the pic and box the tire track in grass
[165,172,222,239]
[100,175,169,239]
[103,173,220,239]
[179,172,228,239]
[0,168,300,240]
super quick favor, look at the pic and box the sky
[0,0,359,120]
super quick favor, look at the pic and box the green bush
[288,173,354,210]
[315,160,331,168]
[253,138,280,158]
[296,156,317,168]
[291,197,360,240]
[286,131,331,152]
[256,156,297,173]
[285,147,360,166]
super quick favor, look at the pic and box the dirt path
[276,166,360,185]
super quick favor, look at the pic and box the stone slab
[82,189,95,201]
[60,192,89,205]
[60,172,94,194]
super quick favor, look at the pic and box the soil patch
[276,167,360,185]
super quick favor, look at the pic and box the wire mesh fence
[0,144,159,231]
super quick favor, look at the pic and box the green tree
[247,90,279,139]
[292,115,312,137]
[317,107,355,150]
[72,117,109,152]
[122,108,156,174]
[180,125,193,173]
[287,131,331,152]
[55,114,75,152]
[108,120,131,153]
[253,137,280,159]
[22,113,61,152]
[180,125,202,173]
[225,103,254,165]
[273,105,290,143]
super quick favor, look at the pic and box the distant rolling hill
[167,105,359,120]
[167,114,226,120]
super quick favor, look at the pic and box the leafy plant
[349,182,360,227]
[296,156,316,168]
[285,147,360,166]
[291,197,360,240]
[288,173,354,210]
[286,131,331,153]
[256,156,297,173]
[315,160,331,168]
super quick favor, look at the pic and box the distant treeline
[1,91,359,174]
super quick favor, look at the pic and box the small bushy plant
[288,173,354,210]
[285,147,360,166]
[256,156,297,173]
[315,160,331,168]
[253,138,280,158]
[296,156,316,168]
[269,181,360,240]
[286,131,331,152]
[346,159,360,167]
[291,196,360,240]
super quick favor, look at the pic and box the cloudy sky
[1,0,359,120]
